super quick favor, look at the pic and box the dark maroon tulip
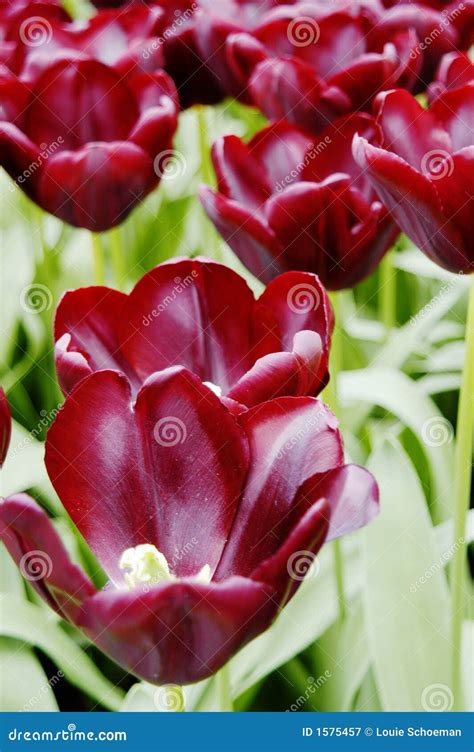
[226,2,421,131]
[0,387,11,467]
[6,4,166,82]
[428,51,474,101]
[0,57,178,231]
[367,1,473,90]
[0,0,70,70]
[1,367,378,685]
[54,257,333,407]
[200,114,399,290]
[353,86,474,274]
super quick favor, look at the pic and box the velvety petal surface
[78,575,277,685]
[45,368,249,584]
[118,258,257,392]
[0,494,96,620]
[215,397,343,580]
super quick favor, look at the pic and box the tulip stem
[109,226,126,291]
[324,292,347,622]
[91,233,105,285]
[217,662,233,712]
[379,253,397,333]
[451,276,474,711]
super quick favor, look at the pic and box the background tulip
[0,57,178,230]
[1,367,378,685]
[200,113,399,289]
[353,86,474,274]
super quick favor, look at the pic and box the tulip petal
[54,287,132,395]
[118,258,256,391]
[199,185,285,283]
[24,59,139,150]
[77,575,276,685]
[0,494,96,620]
[39,142,155,232]
[211,135,271,209]
[215,397,343,579]
[248,121,316,193]
[0,387,11,467]
[292,464,380,542]
[353,134,468,273]
[45,368,248,583]
[430,84,474,151]
[373,89,452,170]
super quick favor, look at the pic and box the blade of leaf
[0,595,124,710]
[364,439,452,711]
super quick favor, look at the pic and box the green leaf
[340,366,454,522]
[0,637,59,711]
[0,595,124,710]
[364,439,452,711]
[311,599,370,711]
[228,538,363,698]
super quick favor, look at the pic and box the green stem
[323,292,347,621]
[91,233,105,285]
[196,106,221,260]
[109,226,126,290]
[379,252,397,333]
[451,276,474,711]
[217,662,233,711]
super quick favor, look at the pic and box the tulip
[367,1,473,90]
[428,51,474,101]
[54,257,333,407]
[0,0,70,70]
[353,87,474,274]
[200,113,399,290]
[226,3,421,131]
[0,57,178,231]
[1,366,378,685]
[0,387,11,467]
[7,4,166,82]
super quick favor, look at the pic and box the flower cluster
[0,0,472,692]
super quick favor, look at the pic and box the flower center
[203,381,222,397]
[118,544,212,589]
